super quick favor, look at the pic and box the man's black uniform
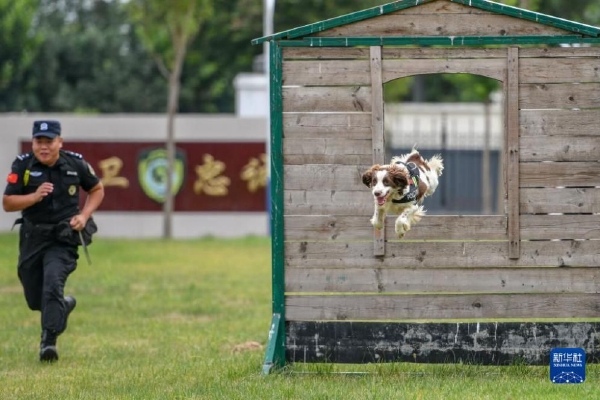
[4,148,99,360]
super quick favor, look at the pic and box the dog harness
[392,161,420,204]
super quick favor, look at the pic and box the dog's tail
[410,205,427,225]
[428,154,444,176]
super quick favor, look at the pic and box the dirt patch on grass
[232,341,263,353]
[0,285,23,294]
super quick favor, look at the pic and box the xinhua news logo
[550,348,585,384]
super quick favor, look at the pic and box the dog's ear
[361,169,373,187]
[361,165,379,187]
[389,166,409,188]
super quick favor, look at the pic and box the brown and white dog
[361,148,443,238]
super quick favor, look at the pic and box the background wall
[0,114,269,238]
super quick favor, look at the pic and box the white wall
[0,114,269,238]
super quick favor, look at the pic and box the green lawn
[0,233,598,399]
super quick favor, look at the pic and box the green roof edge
[279,35,600,47]
[451,0,600,37]
[251,0,600,45]
[251,0,438,45]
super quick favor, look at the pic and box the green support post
[263,40,285,375]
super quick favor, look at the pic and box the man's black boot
[39,330,58,362]
[63,296,77,333]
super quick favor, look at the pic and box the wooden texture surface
[370,46,385,256]
[506,47,520,259]
[284,214,600,241]
[311,5,569,38]
[276,15,600,332]
[285,240,600,268]
[285,267,600,293]
[283,86,372,112]
[283,113,371,139]
[285,293,600,320]
[283,188,600,215]
[519,83,600,109]
[520,109,600,137]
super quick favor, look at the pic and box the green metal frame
[279,35,600,47]
[255,0,600,375]
[262,40,285,376]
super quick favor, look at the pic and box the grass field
[1,233,599,399]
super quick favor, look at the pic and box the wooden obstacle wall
[266,0,600,366]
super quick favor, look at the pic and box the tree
[127,0,214,239]
[7,0,166,112]
[0,0,40,111]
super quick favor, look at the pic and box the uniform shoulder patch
[15,152,32,162]
[63,150,83,159]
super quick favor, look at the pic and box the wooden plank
[285,240,600,268]
[520,58,600,84]
[520,162,600,187]
[283,86,372,112]
[521,214,600,240]
[371,46,385,257]
[285,293,600,320]
[520,109,600,137]
[285,267,600,293]
[519,48,600,58]
[283,60,371,86]
[283,113,371,140]
[284,165,367,191]
[284,190,372,215]
[283,47,369,60]
[383,58,505,82]
[284,215,506,241]
[519,83,600,109]
[392,1,493,15]
[370,46,385,167]
[311,13,569,38]
[284,154,372,166]
[507,47,520,259]
[520,136,600,162]
[283,138,372,165]
[521,188,600,214]
[286,321,600,365]
[383,47,507,59]
[286,188,600,215]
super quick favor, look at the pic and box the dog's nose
[373,191,382,197]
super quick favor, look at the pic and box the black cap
[32,120,61,138]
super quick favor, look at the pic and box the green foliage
[383,77,414,103]
[13,0,167,112]
[0,0,40,111]
[127,0,214,74]
[1,0,599,112]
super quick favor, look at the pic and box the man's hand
[34,183,54,202]
[70,214,88,231]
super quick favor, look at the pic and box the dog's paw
[370,217,384,230]
[395,217,411,239]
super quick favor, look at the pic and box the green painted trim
[269,41,286,371]
[251,0,438,45]
[450,0,600,37]
[251,0,600,45]
[262,313,282,375]
[278,35,600,47]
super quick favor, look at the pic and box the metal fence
[385,102,504,214]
